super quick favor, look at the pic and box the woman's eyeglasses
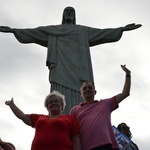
[48,100,61,104]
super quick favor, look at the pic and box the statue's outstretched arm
[122,23,142,31]
[0,26,15,33]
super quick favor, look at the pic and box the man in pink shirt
[70,65,131,150]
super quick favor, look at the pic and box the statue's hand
[123,23,142,31]
[0,26,14,33]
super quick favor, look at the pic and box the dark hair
[117,122,127,131]
[117,122,132,139]
[0,139,16,150]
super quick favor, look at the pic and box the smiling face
[44,91,66,116]
[80,81,96,102]
[47,95,63,115]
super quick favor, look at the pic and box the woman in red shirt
[5,91,81,150]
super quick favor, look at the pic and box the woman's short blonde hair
[44,91,66,111]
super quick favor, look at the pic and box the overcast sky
[0,0,149,149]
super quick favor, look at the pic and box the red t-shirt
[30,114,79,150]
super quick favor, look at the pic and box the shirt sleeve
[30,114,40,128]
[113,96,119,109]
[69,115,80,137]
[103,96,119,112]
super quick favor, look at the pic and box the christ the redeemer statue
[0,6,141,113]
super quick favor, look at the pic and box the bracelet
[126,74,131,77]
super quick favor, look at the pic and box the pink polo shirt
[70,96,119,150]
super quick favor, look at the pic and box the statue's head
[62,6,76,24]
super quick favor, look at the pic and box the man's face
[64,7,75,22]
[80,82,96,101]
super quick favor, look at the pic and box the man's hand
[121,64,131,75]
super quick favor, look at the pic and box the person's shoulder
[30,114,47,117]
[70,104,81,114]
[61,114,76,122]
[63,114,74,118]
[72,104,81,109]
[101,96,116,101]
[97,97,116,105]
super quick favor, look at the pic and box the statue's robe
[14,24,123,113]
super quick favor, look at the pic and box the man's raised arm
[116,64,131,104]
